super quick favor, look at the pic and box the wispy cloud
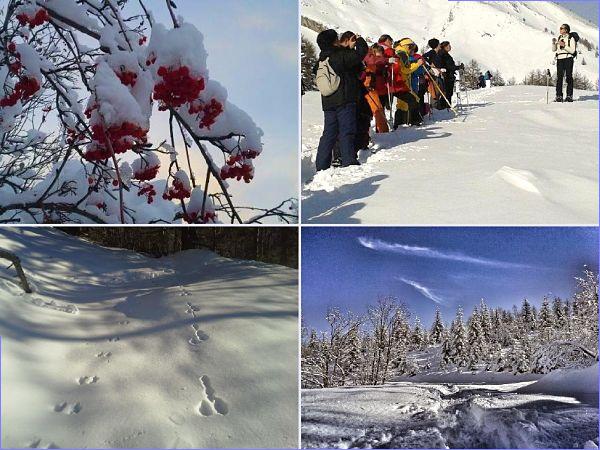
[357,237,530,269]
[399,278,444,304]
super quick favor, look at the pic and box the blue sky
[148,0,299,214]
[302,227,599,331]
[556,1,599,25]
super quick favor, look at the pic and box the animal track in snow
[185,302,200,315]
[197,375,229,416]
[96,351,111,358]
[31,297,78,314]
[77,375,99,385]
[188,325,209,347]
[53,401,81,414]
[26,438,57,448]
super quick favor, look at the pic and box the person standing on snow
[314,29,368,171]
[552,23,576,102]
[438,41,464,109]
[484,70,493,88]
[392,38,424,128]
[363,44,390,133]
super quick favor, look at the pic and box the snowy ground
[301,86,599,224]
[0,229,298,448]
[302,366,599,449]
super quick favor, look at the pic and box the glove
[440,68,447,73]
[431,68,440,76]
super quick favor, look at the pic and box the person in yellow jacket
[392,38,424,128]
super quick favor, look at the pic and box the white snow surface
[302,370,599,449]
[302,86,598,224]
[0,228,298,448]
[518,362,599,396]
[301,0,599,83]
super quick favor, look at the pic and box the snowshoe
[331,157,342,168]
[565,96,573,102]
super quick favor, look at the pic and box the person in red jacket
[363,44,389,133]
[377,34,402,111]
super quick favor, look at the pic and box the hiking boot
[554,96,563,103]
[331,157,342,168]
[565,96,573,102]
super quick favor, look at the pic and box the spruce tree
[430,308,445,344]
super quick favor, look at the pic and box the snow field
[0,228,298,448]
[302,371,599,449]
[302,85,598,224]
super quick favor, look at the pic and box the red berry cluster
[137,183,156,204]
[162,178,191,201]
[116,70,137,87]
[9,61,22,75]
[183,211,216,224]
[199,99,223,129]
[220,162,253,183]
[133,164,160,181]
[219,148,259,183]
[66,128,86,145]
[146,53,157,66]
[138,36,147,46]
[84,122,148,162]
[17,8,49,28]
[154,66,205,110]
[0,76,40,107]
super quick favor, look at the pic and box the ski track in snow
[301,86,598,224]
[302,381,599,449]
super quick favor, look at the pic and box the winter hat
[428,38,440,49]
[399,38,415,47]
[317,29,338,50]
[561,23,571,33]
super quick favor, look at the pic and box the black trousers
[556,57,574,98]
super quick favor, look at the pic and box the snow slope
[0,229,298,448]
[302,374,599,448]
[301,0,599,83]
[302,86,598,224]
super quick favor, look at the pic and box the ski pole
[546,68,551,104]
[422,65,458,116]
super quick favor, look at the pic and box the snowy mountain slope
[302,372,599,449]
[0,229,298,448]
[301,85,599,224]
[301,0,599,83]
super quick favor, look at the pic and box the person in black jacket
[314,29,368,171]
[422,38,442,69]
[438,41,463,109]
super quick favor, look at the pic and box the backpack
[315,57,340,97]
[569,32,579,58]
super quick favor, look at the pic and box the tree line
[59,227,298,268]
[301,268,598,388]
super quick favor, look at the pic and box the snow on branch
[0,0,292,224]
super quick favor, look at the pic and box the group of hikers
[312,22,579,171]
[313,29,465,170]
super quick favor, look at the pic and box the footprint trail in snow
[197,375,229,416]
